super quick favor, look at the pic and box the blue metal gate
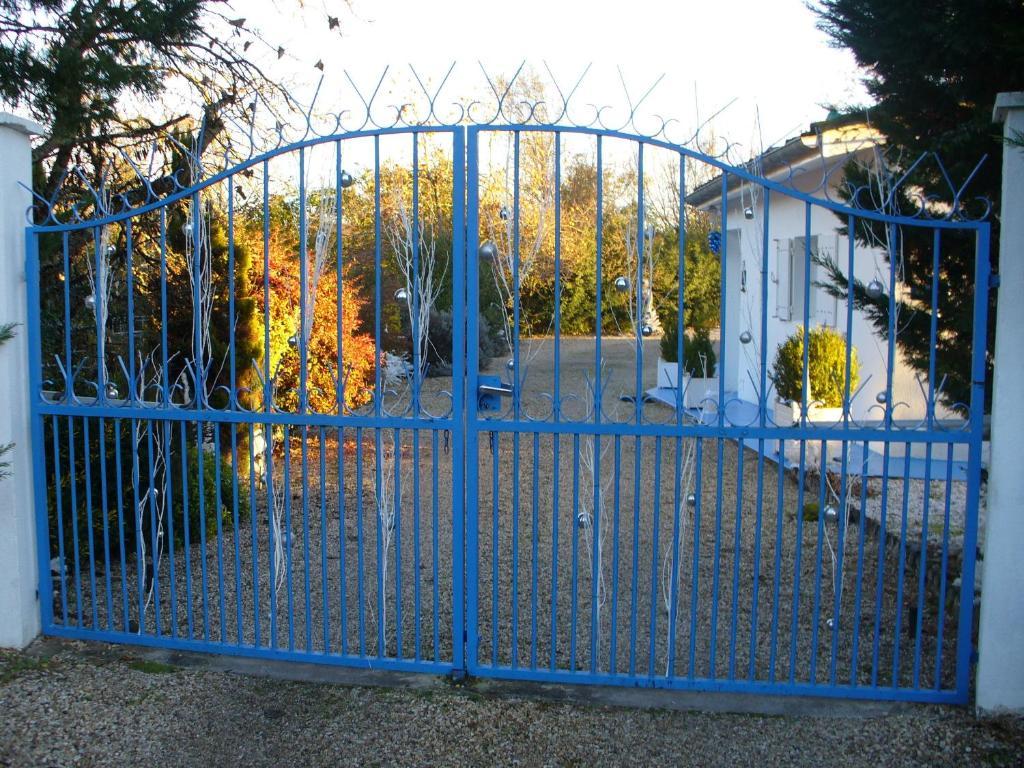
[27,119,989,704]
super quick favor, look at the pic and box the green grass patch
[127,659,177,674]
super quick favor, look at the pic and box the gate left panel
[27,126,466,675]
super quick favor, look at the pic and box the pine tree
[813,0,1024,408]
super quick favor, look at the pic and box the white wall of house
[712,159,959,439]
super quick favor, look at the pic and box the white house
[686,114,955,429]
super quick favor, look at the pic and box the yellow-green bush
[770,326,859,408]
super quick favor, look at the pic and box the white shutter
[811,235,839,327]
[775,239,791,321]
[791,237,808,324]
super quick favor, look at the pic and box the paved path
[1,640,1022,767]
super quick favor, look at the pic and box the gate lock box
[477,375,514,413]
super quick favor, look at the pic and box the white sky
[239,0,870,155]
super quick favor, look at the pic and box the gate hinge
[989,272,1001,289]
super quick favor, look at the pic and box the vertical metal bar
[26,234,54,633]
[550,430,560,672]
[829,437,851,687]
[956,223,990,700]
[265,434,276,647]
[144,421,161,636]
[227,176,237,410]
[634,143,645,422]
[214,426,226,643]
[913,229,942,688]
[356,426,366,656]
[335,140,347,656]
[452,126,468,673]
[510,132,522,670]
[393,427,403,659]
[749,445,766,681]
[320,426,330,653]
[667,432,683,678]
[728,440,744,680]
[163,420,177,639]
[718,174,729,425]
[934,442,954,689]
[83,416,98,629]
[590,429,602,674]
[850,439,871,685]
[431,429,440,662]
[231,428,243,645]
[571,433,581,672]
[768,437,786,683]
[491,431,500,666]
[595,135,603,421]
[372,135,384,659]
[810,439,828,683]
[610,434,621,673]
[789,437,808,683]
[554,131,563,422]
[531,431,540,670]
[648,436,663,677]
[197,422,210,641]
[114,421,128,631]
[411,132,421,417]
[282,426,294,651]
[629,434,641,676]
[892,440,913,687]
[339,426,348,656]
[676,155,686,419]
[98,417,113,630]
[178,422,192,639]
[298,146,308,414]
[749,189,772,681]
[68,415,82,627]
[247,422,260,648]
[687,438,704,679]
[413,425,421,662]
[709,434,725,678]
[130,418,142,631]
[301,425,312,652]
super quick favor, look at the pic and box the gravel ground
[1,641,1023,768]
[45,337,975,694]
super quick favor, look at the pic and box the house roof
[687,111,883,208]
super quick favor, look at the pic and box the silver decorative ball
[613,276,630,293]
[499,205,511,221]
[105,383,119,400]
[739,330,753,345]
[478,241,498,262]
[106,244,117,256]
[826,617,835,630]
[686,493,696,508]
[876,391,888,405]
[824,505,838,521]
[84,294,96,311]
[577,512,591,528]
[866,278,884,299]
[743,206,754,220]
[288,334,299,348]
[394,287,409,302]
[505,358,515,370]
[339,170,355,189]
[641,324,653,337]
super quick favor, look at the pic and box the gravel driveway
[1,641,1022,768]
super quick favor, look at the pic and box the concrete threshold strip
[26,637,915,719]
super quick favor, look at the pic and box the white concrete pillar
[0,112,46,649]
[977,92,1024,714]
